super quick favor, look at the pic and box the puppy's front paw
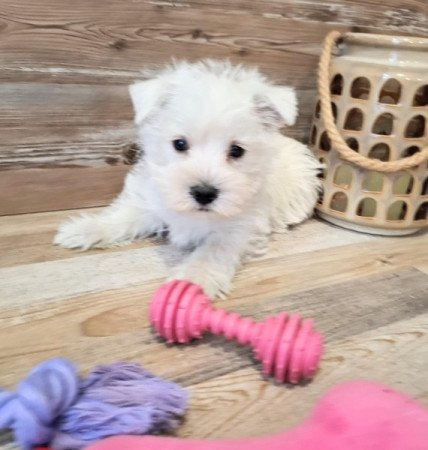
[54,215,106,250]
[171,263,232,300]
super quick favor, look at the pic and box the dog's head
[129,60,297,218]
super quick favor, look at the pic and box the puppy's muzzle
[190,184,219,206]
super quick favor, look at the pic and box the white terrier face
[130,61,297,218]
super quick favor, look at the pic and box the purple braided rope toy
[0,358,188,450]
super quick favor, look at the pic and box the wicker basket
[312,32,428,235]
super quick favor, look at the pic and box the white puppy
[55,60,321,298]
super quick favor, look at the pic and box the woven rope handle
[318,31,428,173]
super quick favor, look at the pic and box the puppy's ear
[255,86,298,127]
[129,78,168,125]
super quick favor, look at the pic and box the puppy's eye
[172,139,189,152]
[229,144,245,159]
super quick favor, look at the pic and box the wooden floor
[0,209,427,446]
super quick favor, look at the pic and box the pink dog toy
[150,280,323,384]
[88,381,428,450]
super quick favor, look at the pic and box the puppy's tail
[269,136,322,232]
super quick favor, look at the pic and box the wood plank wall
[1,0,427,215]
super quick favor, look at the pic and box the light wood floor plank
[0,211,376,268]
[1,224,426,307]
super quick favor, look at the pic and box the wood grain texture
[0,2,348,85]
[0,166,129,215]
[0,84,133,127]
[0,125,136,170]
[0,213,427,448]
[2,1,425,85]
[0,0,426,82]
[164,0,428,35]
[0,208,160,268]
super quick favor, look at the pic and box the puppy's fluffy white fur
[55,60,321,298]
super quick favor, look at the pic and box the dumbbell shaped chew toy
[150,280,323,384]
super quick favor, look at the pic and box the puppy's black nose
[190,184,219,205]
